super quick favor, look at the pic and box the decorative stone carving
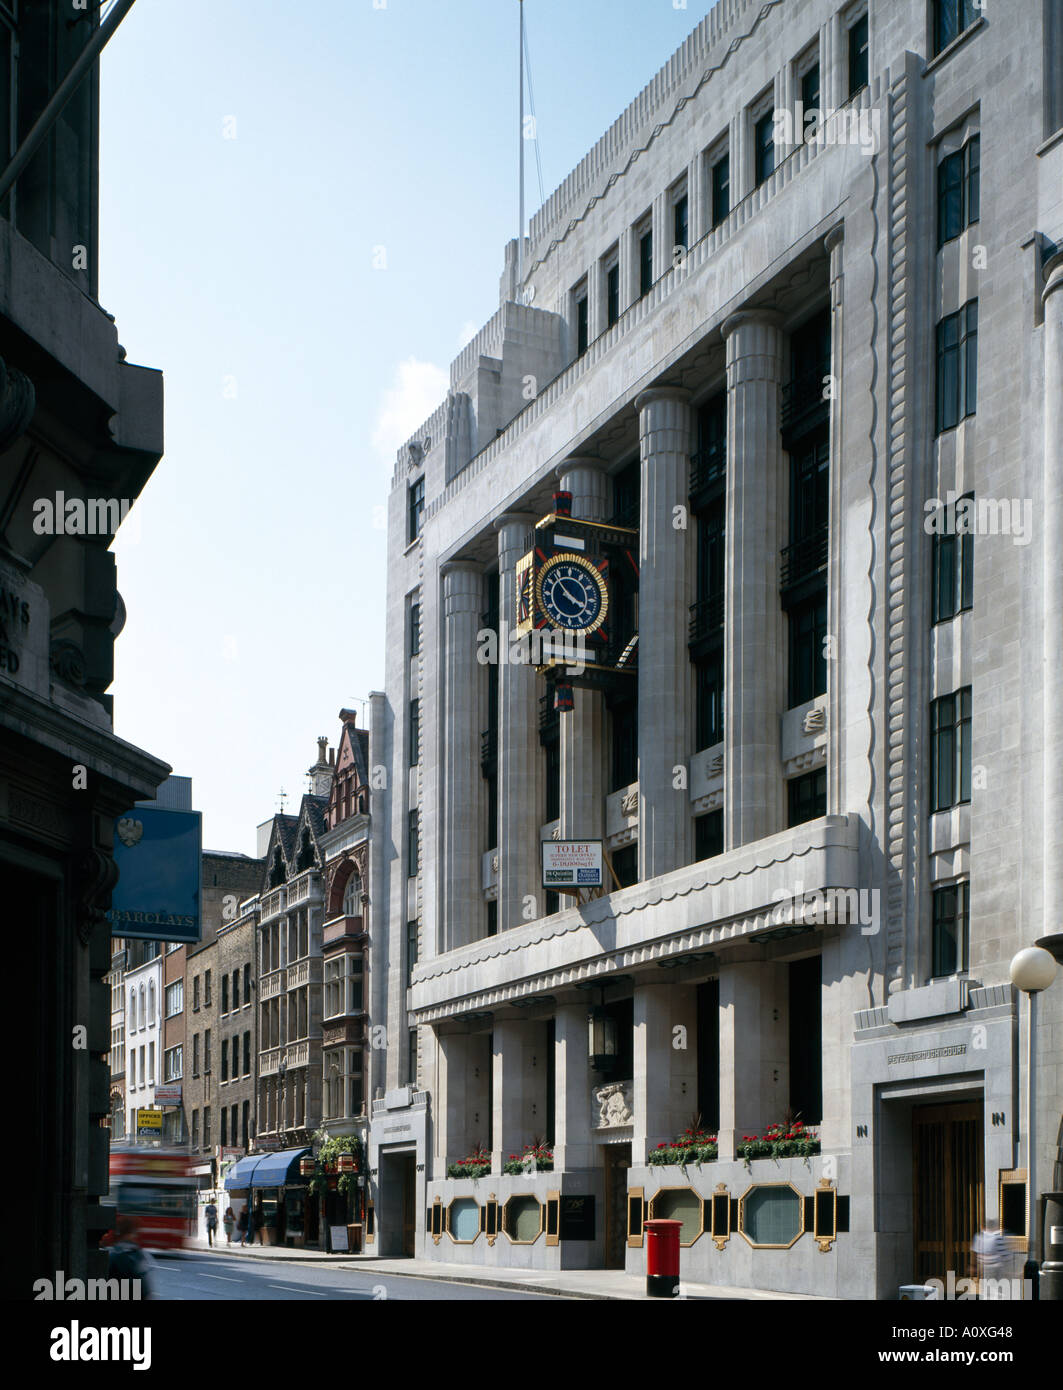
[594,1080,633,1128]
[50,640,86,687]
[709,752,723,776]
[77,847,119,945]
[803,706,827,735]
[620,786,639,817]
[0,356,36,452]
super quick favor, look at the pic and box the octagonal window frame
[647,1184,704,1247]
[502,1193,544,1245]
[738,1181,805,1250]
[446,1195,481,1245]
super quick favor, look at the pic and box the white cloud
[371,357,449,468]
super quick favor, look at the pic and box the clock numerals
[537,556,607,635]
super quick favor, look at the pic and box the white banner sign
[542,839,603,889]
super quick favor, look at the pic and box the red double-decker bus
[104,1146,197,1251]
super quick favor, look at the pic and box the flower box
[502,1143,554,1176]
[648,1131,718,1166]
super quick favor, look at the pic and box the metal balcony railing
[689,594,725,644]
[781,363,831,438]
[690,441,726,496]
[780,528,828,590]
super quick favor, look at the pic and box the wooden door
[603,1144,631,1269]
[912,1101,983,1284]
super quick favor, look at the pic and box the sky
[101,0,717,856]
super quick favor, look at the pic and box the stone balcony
[287,870,322,907]
[260,972,284,1001]
[285,1040,311,1069]
[260,1047,282,1077]
[287,957,323,991]
[260,887,287,923]
[323,914,365,947]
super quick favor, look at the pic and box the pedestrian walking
[972,1219,1012,1299]
[236,1207,248,1246]
[204,1198,218,1248]
[107,1215,156,1299]
[223,1206,236,1244]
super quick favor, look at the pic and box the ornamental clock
[535,553,609,635]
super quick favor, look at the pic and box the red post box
[644,1218,682,1298]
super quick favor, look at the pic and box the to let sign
[542,839,603,890]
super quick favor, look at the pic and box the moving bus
[105,1146,197,1251]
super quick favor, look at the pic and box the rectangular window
[203,1107,211,1148]
[192,975,200,1012]
[711,153,730,227]
[639,227,653,297]
[408,698,420,765]
[935,300,978,433]
[148,1042,154,1084]
[408,475,425,544]
[232,970,240,1011]
[931,494,975,623]
[789,594,828,707]
[221,1038,229,1082]
[611,845,638,889]
[930,687,973,812]
[204,970,212,1006]
[407,1028,418,1086]
[324,956,343,1018]
[695,809,724,861]
[407,810,419,875]
[409,600,421,657]
[788,768,827,826]
[221,1108,228,1146]
[610,697,638,793]
[673,194,688,253]
[544,737,560,822]
[244,1031,251,1076]
[696,654,725,750]
[204,1029,212,1074]
[164,980,183,1017]
[754,110,776,185]
[242,1100,250,1150]
[221,975,228,1014]
[606,262,620,327]
[576,293,589,355]
[244,962,251,1005]
[801,62,821,114]
[487,900,498,937]
[192,1033,199,1077]
[934,0,979,57]
[932,880,970,976]
[848,13,869,95]
[406,920,419,984]
[937,136,980,247]
[164,1045,182,1082]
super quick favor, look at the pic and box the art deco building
[370,0,1063,1294]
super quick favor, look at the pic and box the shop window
[740,1183,805,1248]
[649,1187,703,1246]
[503,1195,544,1244]
[447,1197,480,1244]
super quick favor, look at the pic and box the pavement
[185,1237,831,1300]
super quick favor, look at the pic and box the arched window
[139,984,146,1028]
[148,980,155,1025]
[268,848,285,888]
[342,870,362,917]
[129,989,136,1030]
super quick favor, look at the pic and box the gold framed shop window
[627,1187,645,1248]
[738,1182,805,1250]
[484,1195,500,1246]
[999,1169,1028,1254]
[710,1184,732,1250]
[446,1196,481,1245]
[813,1180,838,1252]
[430,1196,444,1245]
[503,1194,544,1245]
[546,1190,560,1246]
[648,1186,704,1247]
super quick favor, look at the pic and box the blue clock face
[540,560,604,630]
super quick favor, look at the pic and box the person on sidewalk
[223,1206,236,1244]
[236,1207,248,1246]
[253,1199,265,1245]
[204,1199,218,1248]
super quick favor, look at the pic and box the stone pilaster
[1043,253,1063,934]
[635,388,693,880]
[722,311,785,851]
[632,982,697,1164]
[553,1002,595,1171]
[491,1020,549,1170]
[826,224,845,815]
[495,513,541,929]
[435,1030,490,1178]
[440,561,484,951]
[716,961,789,1161]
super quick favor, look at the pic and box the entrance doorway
[912,1101,983,1284]
[378,1150,417,1257]
[603,1143,631,1270]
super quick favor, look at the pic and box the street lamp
[1009,945,1058,1300]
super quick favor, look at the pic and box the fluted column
[553,1002,594,1171]
[826,224,845,816]
[441,560,484,951]
[495,513,541,929]
[723,311,785,850]
[490,1021,548,1171]
[635,388,693,880]
[557,459,610,845]
[1043,252,1063,930]
[633,982,697,1164]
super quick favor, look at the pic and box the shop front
[223,1147,311,1247]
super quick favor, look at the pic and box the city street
[153,1253,552,1301]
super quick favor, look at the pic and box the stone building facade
[371,0,1063,1295]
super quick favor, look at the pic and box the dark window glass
[801,62,821,114]
[221,1109,228,1146]
[788,769,827,826]
[242,1101,249,1150]
[611,845,638,889]
[932,880,970,976]
[967,135,980,224]
[697,504,726,608]
[610,698,638,792]
[409,602,421,656]
[934,0,979,57]
[408,699,420,766]
[408,1028,418,1085]
[407,811,419,875]
[576,295,589,355]
[244,1032,251,1075]
[696,653,724,750]
[487,901,498,937]
[406,920,418,984]
[711,154,730,227]
[789,956,822,1124]
[848,14,869,95]
[544,738,560,822]
[673,195,688,252]
[789,594,828,707]
[935,300,978,433]
[937,136,980,247]
[754,111,776,185]
[606,263,620,326]
[639,229,653,297]
[612,458,641,528]
[930,688,972,812]
[243,963,251,1002]
[408,475,425,543]
[695,810,724,861]
[221,975,228,1014]
[221,1039,228,1082]
[931,494,974,623]
[790,435,830,546]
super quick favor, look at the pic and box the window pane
[964,301,978,417]
[712,156,730,226]
[848,16,869,95]
[966,136,980,225]
[801,63,820,114]
[640,230,653,296]
[755,112,775,185]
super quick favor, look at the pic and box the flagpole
[518,0,525,298]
